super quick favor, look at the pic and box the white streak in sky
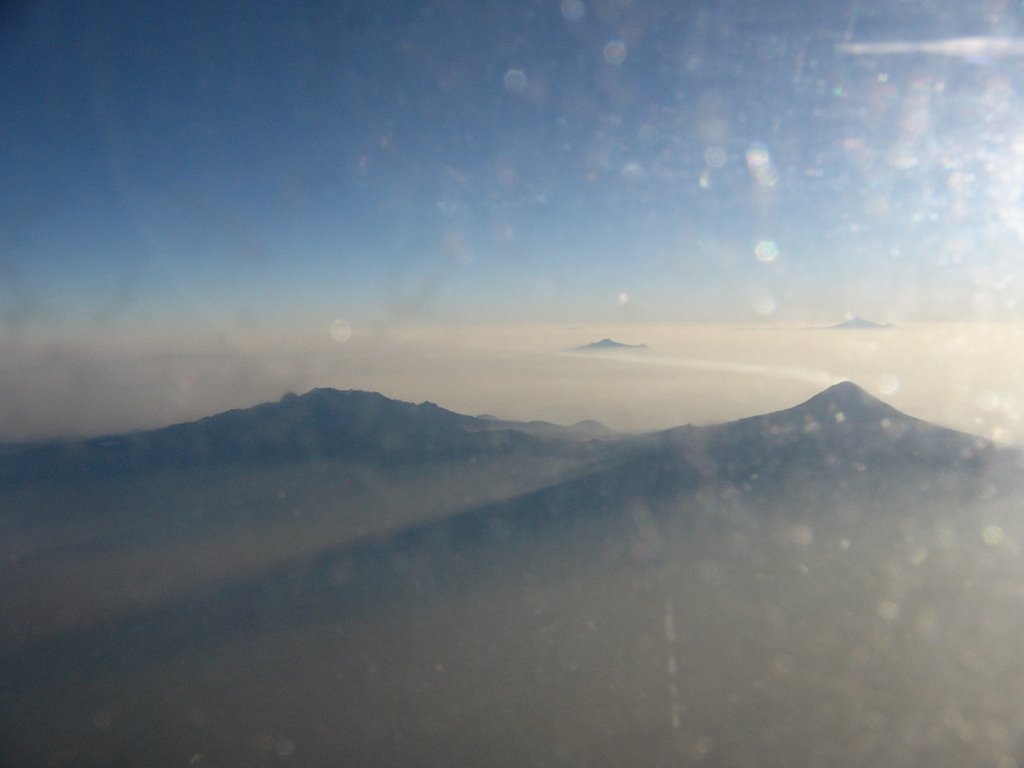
[565,350,841,388]
[838,37,1024,58]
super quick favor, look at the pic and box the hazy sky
[5,0,1024,332]
[4,1,1024,437]
[1,322,1022,448]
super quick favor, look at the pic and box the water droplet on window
[330,318,353,342]
[754,240,778,263]
[603,40,627,65]
[560,0,585,21]
[504,68,527,93]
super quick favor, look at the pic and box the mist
[2,322,1022,445]
[4,416,1022,768]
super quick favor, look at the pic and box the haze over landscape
[4,0,1024,443]
[3,322,1023,453]
[2,381,1024,767]
[6,0,1024,766]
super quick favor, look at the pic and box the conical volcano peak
[815,380,874,402]
[799,381,901,423]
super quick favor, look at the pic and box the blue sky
[3,0,1024,336]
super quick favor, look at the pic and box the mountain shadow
[2,381,1020,768]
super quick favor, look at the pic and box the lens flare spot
[982,525,1004,545]
[704,146,727,168]
[878,374,900,395]
[878,600,900,622]
[275,738,295,758]
[330,318,353,342]
[622,162,644,180]
[991,426,1015,447]
[603,40,627,65]
[754,240,778,263]
[790,525,813,545]
[745,142,778,186]
[746,143,770,167]
[618,291,630,305]
[560,0,585,21]
[690,737,713,760]
[504,69,527,93]
[753,294,776,315]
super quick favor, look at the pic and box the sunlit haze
[2,322,1022,446]
[3,2,1024,436]
[9,5,1024,764]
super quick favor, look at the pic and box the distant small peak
[574,338,648,351]
[826,316,893,330]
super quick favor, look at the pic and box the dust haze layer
[3,382,1024,767]
[3,323,1024,449]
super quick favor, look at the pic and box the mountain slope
[0,389,595,484]
[647,381,992,491]
[3,381,1020,768]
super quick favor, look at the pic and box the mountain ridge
[0,379,1010,696]
[0,382,995,486]
[643,380,992,489]
[1,381,1005,658]
[0,389,554,484]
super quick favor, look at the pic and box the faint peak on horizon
[573,338,648,352]
[824,316,894,330]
